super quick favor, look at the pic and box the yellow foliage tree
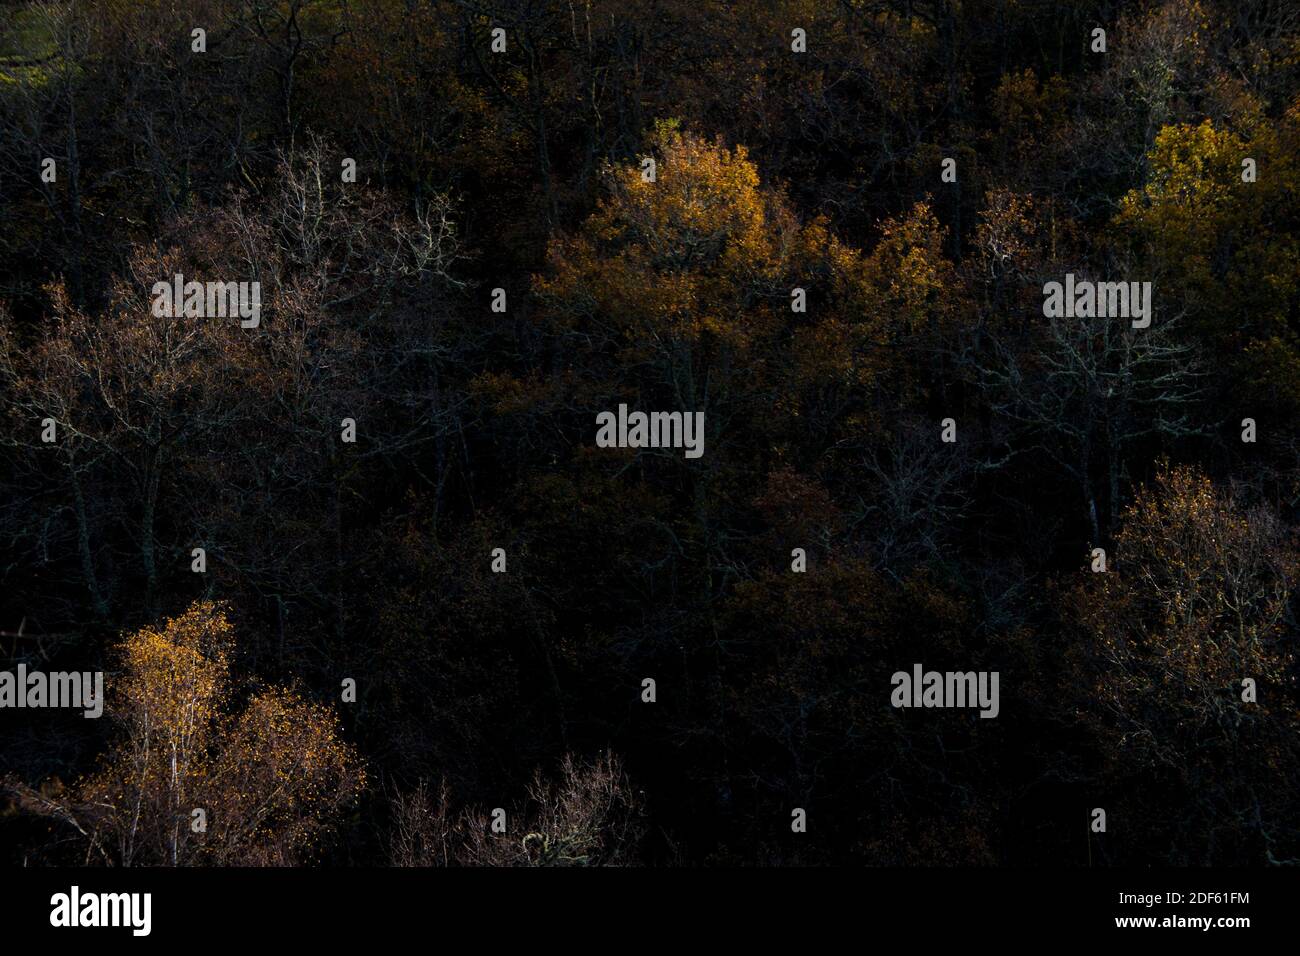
[535,122,799,359]
[8,602,365,866]
[1117,115,1300,410]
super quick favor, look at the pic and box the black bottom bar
[6,867,1286,942]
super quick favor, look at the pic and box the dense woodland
[1,0,1298,866]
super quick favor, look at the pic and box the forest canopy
[1,0,1298,867]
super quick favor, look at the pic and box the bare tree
[390,752,646,866]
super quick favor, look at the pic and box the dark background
[1,0,1299,867]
